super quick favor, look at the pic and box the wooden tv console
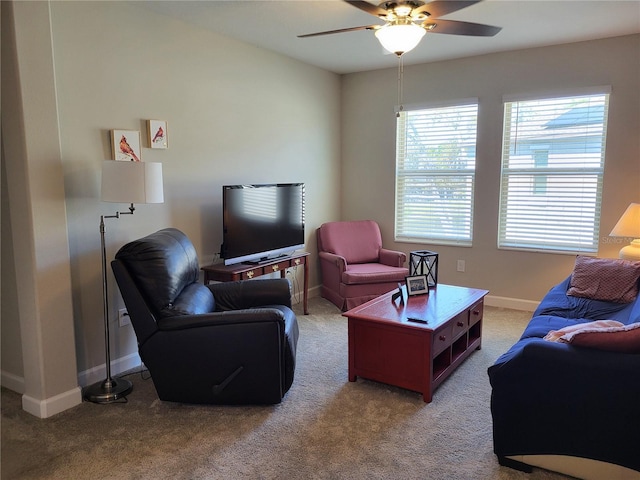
[343,284,488,402]
[201,252,309,314]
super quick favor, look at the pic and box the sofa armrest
[379,248,406,267]
[318,250,347,272]
[208,278,291,310]
[157,307,287,331]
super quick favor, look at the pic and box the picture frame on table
[111,129,142,162]
[391,282,405,304]
[147,120,168,149]
[405,275,429,296]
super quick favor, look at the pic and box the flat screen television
[221,183,305,265]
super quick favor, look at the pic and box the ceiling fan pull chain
[397,55,404,118]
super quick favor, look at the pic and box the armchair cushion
[318,220,383,263]
[343,264,408,285]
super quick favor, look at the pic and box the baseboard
[307,285,321,298]
[4,353,141,418]
[22,386,83,419]
[1,369,25,394]
[77,351,142,387]
[4,353,140,418]
[485,295,539,312]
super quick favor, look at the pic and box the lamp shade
[375,23,426,56]
[610,203,640,237]
[101,161,164,204]
[609,203,640,261]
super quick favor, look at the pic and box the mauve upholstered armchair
[316,220,409,311]
[111,228,298,405]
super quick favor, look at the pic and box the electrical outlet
[118,308,130,327]
[457,260,466,272]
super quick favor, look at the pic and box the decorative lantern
[409,250,438,287]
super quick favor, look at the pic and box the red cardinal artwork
[152,126,164,144]
[119,135,140,162]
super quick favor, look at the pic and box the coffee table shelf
[343,284,488,402]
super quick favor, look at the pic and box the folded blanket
[544,320,640,353]
[543,320,623,342]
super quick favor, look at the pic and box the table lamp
[83,160,164,404]
[609,203,640,261]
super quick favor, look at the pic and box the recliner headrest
[115,228,200,314]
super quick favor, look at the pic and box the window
[498,90,610,253]
[395,101,478,246]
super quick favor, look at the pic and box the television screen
[221,183,305,265]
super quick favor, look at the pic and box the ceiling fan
[298,0,501,56]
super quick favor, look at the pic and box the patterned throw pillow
[567,256,640,303]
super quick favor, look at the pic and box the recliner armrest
[157,307,287,331]
[318,250,347,272]
[208,278,292,310]
[379,248,406,267]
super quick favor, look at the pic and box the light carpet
[1,297,571,479]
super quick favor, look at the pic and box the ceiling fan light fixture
[375,23,426,56]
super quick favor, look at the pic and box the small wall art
[111,130,142,162]
[147,120,168,149]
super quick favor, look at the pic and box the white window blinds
[498,92,610,252]
[395,102,478,245]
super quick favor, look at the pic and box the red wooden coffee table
[343,284,488,402]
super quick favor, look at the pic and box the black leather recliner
[111,228,299,405]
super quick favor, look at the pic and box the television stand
[201,252,309,315]
[244,254,288,266]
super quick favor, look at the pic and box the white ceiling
[136,0,640,74]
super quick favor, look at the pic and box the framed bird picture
[147,120,168,149]
[111,129,142,162]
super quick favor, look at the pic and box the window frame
[394,99,479,247]
[497,88,611,254]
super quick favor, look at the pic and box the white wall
[1,0,341,413]
[342,34,640,303]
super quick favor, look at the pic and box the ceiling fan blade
[298,25,378,38]
[344,0,389,18]
[414,1,482,19]
[423,19,501,36]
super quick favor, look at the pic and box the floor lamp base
[83,377,133,404]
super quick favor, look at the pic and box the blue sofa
[488,260,640,479]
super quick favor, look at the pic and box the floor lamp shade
[102,160,164,204]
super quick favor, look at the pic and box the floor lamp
[83,160,164,404]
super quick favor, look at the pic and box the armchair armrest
[209,278,292,310]
[318,250,347,272]
[379,248,406,267]
[157,307,287,331]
